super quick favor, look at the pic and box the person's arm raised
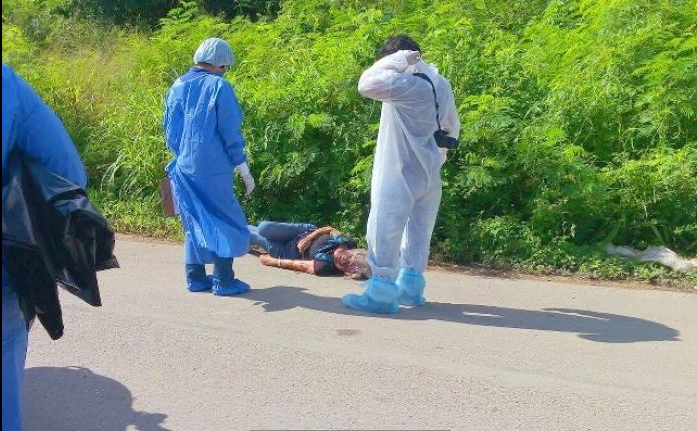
[357,50,423,103]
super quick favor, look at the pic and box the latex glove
[375,50,420,74]
[234,162,255,195]
[404,50,421,65]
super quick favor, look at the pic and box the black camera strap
[413,72,443,132]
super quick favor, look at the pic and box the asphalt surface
[23,239,697,431]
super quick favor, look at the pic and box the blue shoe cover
[188,275,214,292]
[396,269,426,306]
[212,278,250,296]
[342,278,400,314]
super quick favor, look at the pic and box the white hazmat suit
[342,50,460,314]
[359,50,460,281]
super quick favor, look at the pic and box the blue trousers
[248,221,317,259]
[2,283,27,431]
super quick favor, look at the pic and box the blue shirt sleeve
[215,81,247,167]
[12,70,87,188]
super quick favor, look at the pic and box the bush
[3,0,696,283]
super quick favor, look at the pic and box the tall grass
[3,0,696,284]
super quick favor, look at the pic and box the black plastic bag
[2,153,119,339]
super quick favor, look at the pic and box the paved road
[22,239,697,431]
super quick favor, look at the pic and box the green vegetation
[3,0,696,286]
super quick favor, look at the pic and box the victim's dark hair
[379,34,421,59]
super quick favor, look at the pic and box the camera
[433,129,459,150]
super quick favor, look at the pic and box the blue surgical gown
[2,64,87,431]
[163,68,251,264]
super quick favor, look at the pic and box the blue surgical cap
[193,38,235,67]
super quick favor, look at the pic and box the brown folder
[160,178,177,217]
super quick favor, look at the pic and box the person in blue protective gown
[342,35,460,314]
[2,64,88,431]
[163,38,256,296]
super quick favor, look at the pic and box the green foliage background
[3,0,696,283]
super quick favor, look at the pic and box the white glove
[234,162,255,195]
[375,50,420,74]
[404,50,421,65]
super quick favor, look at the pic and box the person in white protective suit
[342,34,460,314]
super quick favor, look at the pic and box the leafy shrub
[3,0,695,282]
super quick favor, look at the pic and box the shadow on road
[243,286,680,343]
[23,366,171,431]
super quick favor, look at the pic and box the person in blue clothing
[163,38,255,296]
[2,64,88,431]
